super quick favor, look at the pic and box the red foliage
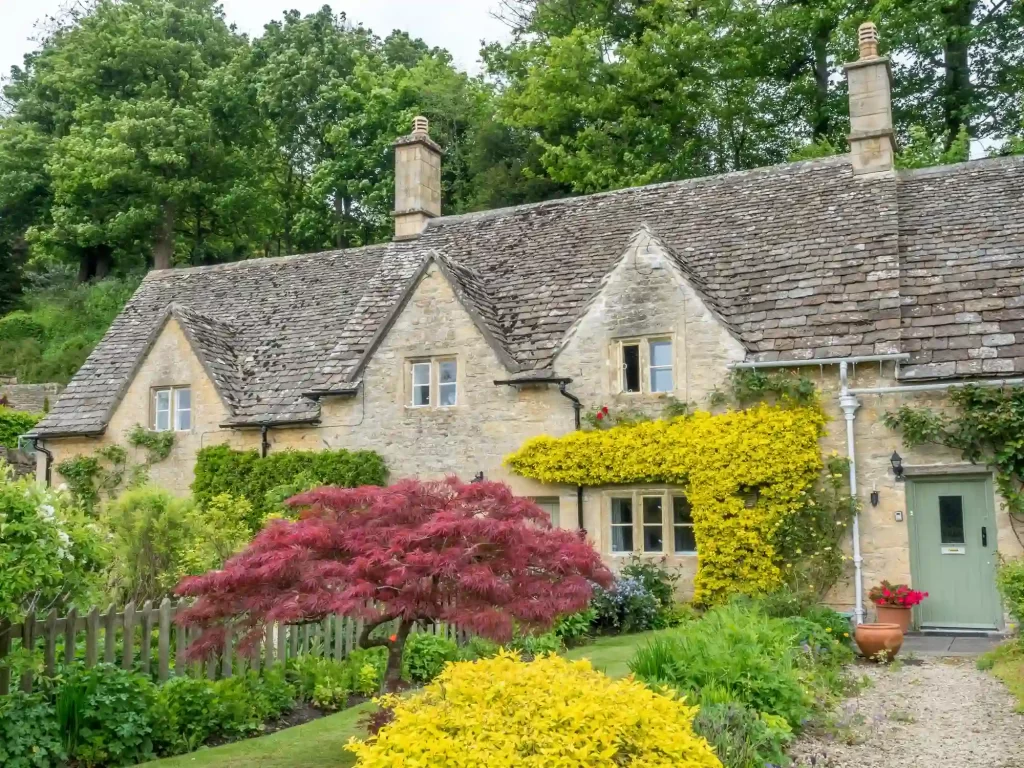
[176,478,611,672]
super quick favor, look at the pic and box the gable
[105,316,229,437]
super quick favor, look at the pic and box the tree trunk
[811,21,832,141]
[95,246,112,279]
[152,201,176,271]
[942,0,976,149]
[383,619,413,692]
[77,250,96,283]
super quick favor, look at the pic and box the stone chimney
[844,22,896,175]
[393,116,443,240]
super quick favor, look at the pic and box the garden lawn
[141,702,375,768]
[979,641,1024,712]
[564,630,666,678]
[141,632,662,767]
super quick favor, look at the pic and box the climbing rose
[177,478,612,690]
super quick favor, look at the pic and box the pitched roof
[32,154,1024,437]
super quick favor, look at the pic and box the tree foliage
[176,478,612,689]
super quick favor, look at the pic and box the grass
[141,702,374,768]
[564,629,668,678]
[978,640,1024,712]
[143,630,664,767]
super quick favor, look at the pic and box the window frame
[152,385,191,433]
[609,496,635,555]
[530,496,561,528]
[648,338,674,393]
[606,488,697,558]
[410,361,432,407]
[672,495,697,555]
[437,358,458,408]
[616,336,674,395]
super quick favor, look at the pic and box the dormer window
[153,386,191,431]
[409,358,458,408]
[619,337,674,394]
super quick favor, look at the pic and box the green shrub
[654,602,699,629]
[346,647,388,695]
[591,576,660,633]
[628,603,813,728]
[103,485,249,603]
[456,636,500,661]
[553,608,597,646]
[213,668,295,737]
[692,700,791,768]
[801,605,854,645]
[288,654,352,710]
[996,557,1024,629]
[620,555,680,608]
[0,277,140,384]
[192,445,388,528]
[401,633,459,683]
[508,630,563,659]
[0,691,65,768]
[61,664,156,766]
[0,407,42,450]
[151,676,224,756]
[0,471,108,623]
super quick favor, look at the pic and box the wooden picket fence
[0,599,464,696]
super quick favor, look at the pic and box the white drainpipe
[839,361,865,625]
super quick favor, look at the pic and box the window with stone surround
[607,488,695,557]
[617,337,674,394]
[408,358,458,408]
[153,386,191,431]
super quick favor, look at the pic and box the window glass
[622,344,641,393]
[154,389,171,432]
[438,360,457,406]
[650,340,673,393]
[673,496,697,553]
[610,497,634,553]
[939,495,966,545]
[642,496,664,552]
[411,362,431,406]
[532,497,560,528]
[174,387,191,431]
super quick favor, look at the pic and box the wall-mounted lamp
[870,490,880,507]
[890,451,904,481]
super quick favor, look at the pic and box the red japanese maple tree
[176,477,612,689]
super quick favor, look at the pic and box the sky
[0,0,512,78]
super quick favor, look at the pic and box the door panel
[908,478,1001,630]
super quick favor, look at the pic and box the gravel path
[791,657,1024,768]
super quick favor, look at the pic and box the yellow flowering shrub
[506,404,827,604]
[346,651,722,768]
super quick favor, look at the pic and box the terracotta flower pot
[854,623,904,662]
[876,604,912,633]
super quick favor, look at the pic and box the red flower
[601,406,609,414]
[596,412,604,420]
[389,634,398,643]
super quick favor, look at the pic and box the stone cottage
[28,25,1024,630]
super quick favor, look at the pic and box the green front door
[908,477,1002,630]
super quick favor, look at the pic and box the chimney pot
[844,22,895,175]
[858,22,880,59]
[393,116,443,240]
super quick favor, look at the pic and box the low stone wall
[0,381,63,413]
[0,446,35,477]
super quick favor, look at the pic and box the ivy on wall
[885,385,1024,548]
[55,425,175,511]
[506,403,833,605]
[192,445,388,530]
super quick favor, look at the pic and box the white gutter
[848,377,1024,396]
[838,361,865,625]
[730,353,909,370]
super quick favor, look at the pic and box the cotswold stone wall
[0,381,63,413]
[36,262,1023,619]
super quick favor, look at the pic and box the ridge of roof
[426,154,853,229]
[896,153,1024,180]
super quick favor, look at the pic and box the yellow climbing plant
[506,403,827,605]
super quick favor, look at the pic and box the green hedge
[192,444,388,523]
[0,407,42,450]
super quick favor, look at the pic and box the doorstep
[900,632,1006,656]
